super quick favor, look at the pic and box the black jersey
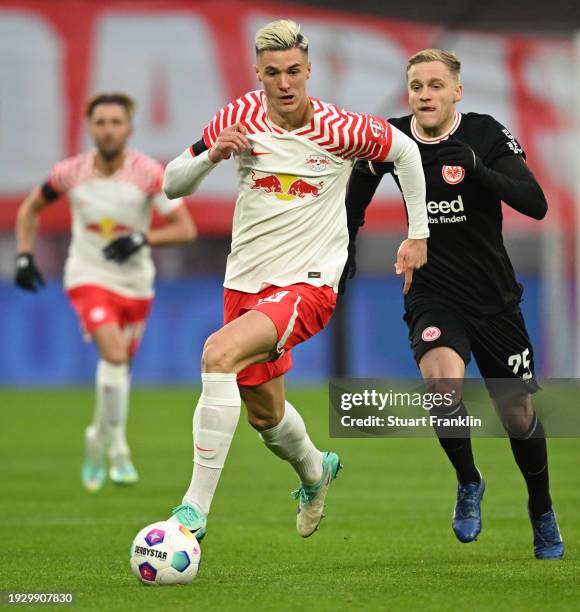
[353,112,543,316]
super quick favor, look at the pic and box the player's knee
[498,395,534,437]
[99,347,129,365]
[424,378,462,404]
[503,409,535,438]
[202,334,240,372]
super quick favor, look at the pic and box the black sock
[508,414,552,518]
[432,401,480,485]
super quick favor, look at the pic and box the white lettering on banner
[88,14,236,197]
[436,32,514,128]
[0,13,64,192]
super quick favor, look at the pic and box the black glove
[103,232,147,263]
[14,253,45,292]
[437,139,481,175]
[338,240,357,295]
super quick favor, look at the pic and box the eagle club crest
[442,165,465,185]
[305,155,331,172]
[421,326,441,342]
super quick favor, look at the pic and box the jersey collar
[411,112,462,144]
[261,91,321,135]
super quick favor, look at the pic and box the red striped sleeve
[343,113,392,161]
[202,91,270,147]
[247,91,262,134]
[46,152,93,193]
[119,150,165,195]
[343,112,360,158]
[316,106,343,148]
[295,99,393,162]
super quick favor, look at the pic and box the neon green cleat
[81,427,106,492]
[170,502,207,541]
[109,455,139,486]
[293,451,342,538]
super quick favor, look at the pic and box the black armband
[190,139,209,157]
[41,181,59,202]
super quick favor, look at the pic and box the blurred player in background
[344,49,563,559]
[14,93,195,492]
[162,19,428,543]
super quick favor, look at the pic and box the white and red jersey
[197,90,396,293]
[47,149,182,298]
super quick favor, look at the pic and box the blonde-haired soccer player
[15,93,196,491]
[163,19,428,541]
[345,49,563,559]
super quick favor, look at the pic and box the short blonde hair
[407,49,461,81]
[85,92,135,120]
[255,19,308,54]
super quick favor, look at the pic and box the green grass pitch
[1,388,579,611]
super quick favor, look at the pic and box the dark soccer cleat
[530,508,564,560]
[452,476,485,543]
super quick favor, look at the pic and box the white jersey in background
[47,149,182,298]
[164,90,428,293]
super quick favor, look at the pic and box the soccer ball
[130,521,201,586]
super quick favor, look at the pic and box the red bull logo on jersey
[250,171,324,201]
[85,218,131,239]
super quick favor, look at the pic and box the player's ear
[453,83,463,104]
[254,64,262,82]
[306,61,312,81]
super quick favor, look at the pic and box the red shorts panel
[66,285,152,355]
[223,283,336,386]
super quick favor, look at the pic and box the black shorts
[404,305,540,398]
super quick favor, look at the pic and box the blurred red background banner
[0,1,574,234]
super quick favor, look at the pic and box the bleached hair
[255,19,308,54]
[407,49,461,81]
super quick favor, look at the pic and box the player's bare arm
[15,187,51,254]
[146,205,196,246]
[14,187,52,291]
[395,238,427,295]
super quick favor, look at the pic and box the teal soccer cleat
[109,455,139,486]
[170,502,207,541]
[293,451,342,538]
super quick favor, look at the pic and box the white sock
[96,360,130,458]
[89,384,109,445]
[183,373,241,515]
[260,401,323,485]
